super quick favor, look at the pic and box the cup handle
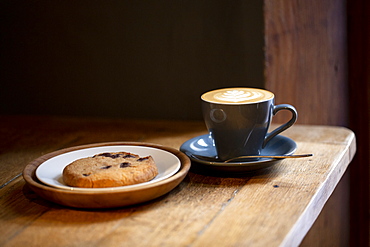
[263,104,298,148]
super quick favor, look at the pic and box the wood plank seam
[0,173,22,189]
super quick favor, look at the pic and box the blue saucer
[180,134,297,173]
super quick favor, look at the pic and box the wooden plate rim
[23,142,191,195]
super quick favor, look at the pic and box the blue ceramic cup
[201,88,297,161]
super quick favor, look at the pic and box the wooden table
[0,116,356,247]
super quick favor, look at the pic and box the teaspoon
[189,153,313,163]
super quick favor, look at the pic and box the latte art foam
[202,88,274,104]
[214,90,263,102]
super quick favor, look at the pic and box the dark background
[0,1,263,120]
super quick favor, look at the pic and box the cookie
[62,152,158,188]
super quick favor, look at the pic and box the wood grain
[264,0,348,126]
[0,116,355,247]
[263,0,350,245]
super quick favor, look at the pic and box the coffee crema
[201,88,274,104]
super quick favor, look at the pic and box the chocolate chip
[94,153,136,159]
[100,165,112,169]
[97,153,112,157]
[123,154,136,158]
[120,162,131,168]
[137,157,149,162]
[94,153,123,159]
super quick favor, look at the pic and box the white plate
[36,145,181,192]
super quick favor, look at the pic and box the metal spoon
[189,153,313,163]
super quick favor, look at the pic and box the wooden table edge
[280,128,356,247]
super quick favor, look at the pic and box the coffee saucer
[180,134,296,173]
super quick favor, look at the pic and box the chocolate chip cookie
[62,152,158,188]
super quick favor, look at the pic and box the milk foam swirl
[201,88,274,104]
[214,90,263,102]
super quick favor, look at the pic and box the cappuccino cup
[201,87,297,161]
